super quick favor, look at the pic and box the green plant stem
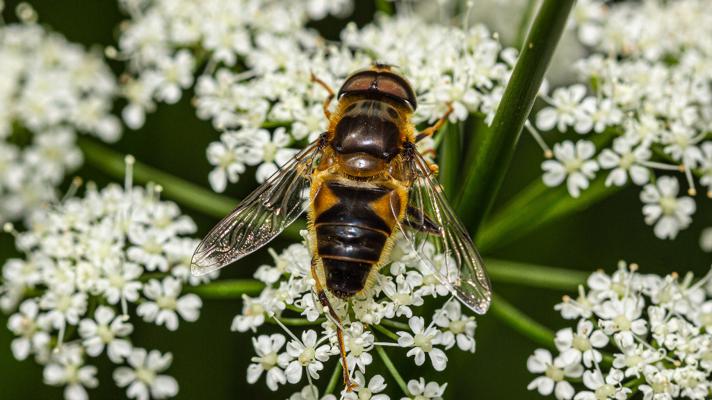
[376,346,410,396]
[379,319,410,331]
[439,122,461,200]
[486,259,587,290]
[455,0,575,236]
[324,360,343,395]
[185,279,264,298]
[372,324,399,341]
[78,137,303,239]
[478,174,621,254]
[489,293,555,348]
[79,137,234,218]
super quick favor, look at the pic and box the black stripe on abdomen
[314,181,395,298]
[316,223,386,262]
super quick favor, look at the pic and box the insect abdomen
[313,180,400,298]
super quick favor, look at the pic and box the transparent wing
[191,137,325,276]
[395,150,492,314]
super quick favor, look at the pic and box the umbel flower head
[527,261,712,400]
[115,1,516,192]
[0,158,218,400]
[232,235,469,398]
[532,0,712,241]
[0,4,121,222]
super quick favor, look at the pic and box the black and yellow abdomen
[311,179,403,298]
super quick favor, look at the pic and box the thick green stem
[486,259,587,290]
[78,137,303,238]
[489,293,555,348]
[375,346,410,396]
[455,0,575,236]
[185,279,264,298]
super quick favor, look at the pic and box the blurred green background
[1,1,710,399]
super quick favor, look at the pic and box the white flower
[536,85,588,132]
[341,372,388,400]
[0,15,120,221]
[433,301,477,352]
[206,132,247,193]
[530,263,712,400]
[43,345,98,400]
[596,297,648,347]
[574,369,630,400]
[136,277,202,331]
[535,0,712,241]
[247,334,289,391]
[113,348,179,400]
[640,176,696,240]
[289,385,337,400]
[1,165,213,397]
[79,306,133,363]
[639,368,679,400]
[96,261,143,307]
[284,330,331,384]
[7,299,50,361]
[402,378,447,400]
[397,316,447,371]
[554,319,608,368]
[40,289,87,327]
[527,349,582,400]
[598,138,651,186]
[383,275,424,319]
[119,3,514,191]
[542,140,600,198]
[246,127,300,183]
[345,322,375,374]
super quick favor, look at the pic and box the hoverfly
[191,64,491,391]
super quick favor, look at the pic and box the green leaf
[455,0,576,236]
[478,175,622,253]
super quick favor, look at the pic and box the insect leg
[310,258,357,392]
[310,73,336,119]
[415,102,454,142]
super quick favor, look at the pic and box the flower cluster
[527,261,712,400]
[534,0,712,240]
[116,2,516,192]
[0,6,121,222]
[0,160,217,400]
[233,236,465,399]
